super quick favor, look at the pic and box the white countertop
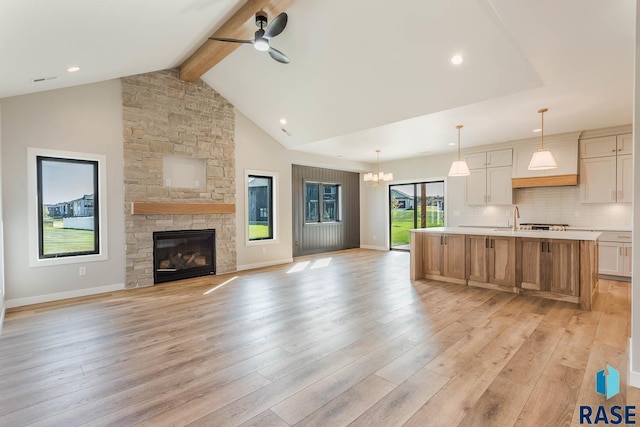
[409,227,602,241]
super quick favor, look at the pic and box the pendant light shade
[448,125,470,177]
[528,108,557,171]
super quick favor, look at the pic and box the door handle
[440,235,443,245]
[485,238,489,248]
[541,241,545,253]
[620,246,624,255]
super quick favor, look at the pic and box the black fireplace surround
[153,229,216,284]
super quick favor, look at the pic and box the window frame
[245,170,278,246]
[305,181,342,225]
[27,148,108,267]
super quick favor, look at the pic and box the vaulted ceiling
[1,0,635,162]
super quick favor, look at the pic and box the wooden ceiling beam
[179,0,296,82]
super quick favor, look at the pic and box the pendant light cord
[539,108,548,149]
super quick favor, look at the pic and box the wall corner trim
[5,283,125,309]
[630,338,640,389]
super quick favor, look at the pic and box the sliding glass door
[389,181,444,250]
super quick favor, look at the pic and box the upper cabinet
[580,133,632,203]
[464,149,513,205]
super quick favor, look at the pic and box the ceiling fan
[209,12,290,64]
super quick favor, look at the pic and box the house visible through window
[248,175,273,240]
[37,156,99,258]
[306,182,341,223]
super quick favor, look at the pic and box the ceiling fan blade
[208,37,253,44]
[263,12,288,39]
[268,47,290,64]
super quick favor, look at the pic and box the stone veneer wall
[122,69,236,288]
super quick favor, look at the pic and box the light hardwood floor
[0,249,636,426]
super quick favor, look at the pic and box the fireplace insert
[152,229,216,284]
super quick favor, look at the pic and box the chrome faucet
[512,205,520,232]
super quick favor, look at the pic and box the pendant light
[528,108,557,170]
[448,125,470,176]
[364,149,393,187]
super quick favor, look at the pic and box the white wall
[1,80,125,306]
[0,101,4,329]
[630,0,640,388]
[234,111,370,269]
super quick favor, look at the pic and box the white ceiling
[1,0,635,163]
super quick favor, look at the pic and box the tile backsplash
[450,186,632,230]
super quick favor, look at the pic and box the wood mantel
[131,202,235,215]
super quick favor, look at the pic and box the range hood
[512,174,579,188]
[510,132,580,188]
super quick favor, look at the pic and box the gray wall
[1,80,125,304]
[292,165,360,256]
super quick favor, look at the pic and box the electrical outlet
[165,178,172,186]
[194,180,200,187]
[79,267,86,276]
[575,211,581,217]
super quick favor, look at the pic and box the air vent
[31,76,58,84]
[281,128,292,136]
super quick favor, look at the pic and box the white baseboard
[5,283,125,309]
[630,338,640,389]
[236,258,293,272]
[360,245,388,251]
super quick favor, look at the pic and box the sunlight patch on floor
[203,276,238,295]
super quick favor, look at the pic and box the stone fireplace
[122,69,236,288]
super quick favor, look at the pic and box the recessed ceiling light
[448,142,456,146]
[533,128,542,133]
[67,66,80,73]
[451,54,463,65]
[279,118,287,125]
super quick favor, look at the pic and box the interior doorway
[389,181,444,250]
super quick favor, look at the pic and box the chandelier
[364,150,393,186]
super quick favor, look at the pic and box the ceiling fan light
[528,148,558,170]
[448,160,471,177]
[254,38,270,51]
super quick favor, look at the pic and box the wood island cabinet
[519,238,579,297]
[410,229,599,310]
[421,233,466,283]
[467,235,516,291]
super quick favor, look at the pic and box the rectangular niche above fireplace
[153,229,216,284]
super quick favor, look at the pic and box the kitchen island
[409,227,601,310]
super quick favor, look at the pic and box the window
[37,156,100,259]
[248,174,274,241]
[27,148,107,267]
[306,182,340,223]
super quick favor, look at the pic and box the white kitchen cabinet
[580,157,617,203]
[465,149,512,205]
[617,154,633,202]
[598,231,632,278]
[580,134,632,203]
[617,133,633,155]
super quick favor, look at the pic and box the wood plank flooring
[0,249,634,426]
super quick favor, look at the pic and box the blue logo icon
[596,365,620,400]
